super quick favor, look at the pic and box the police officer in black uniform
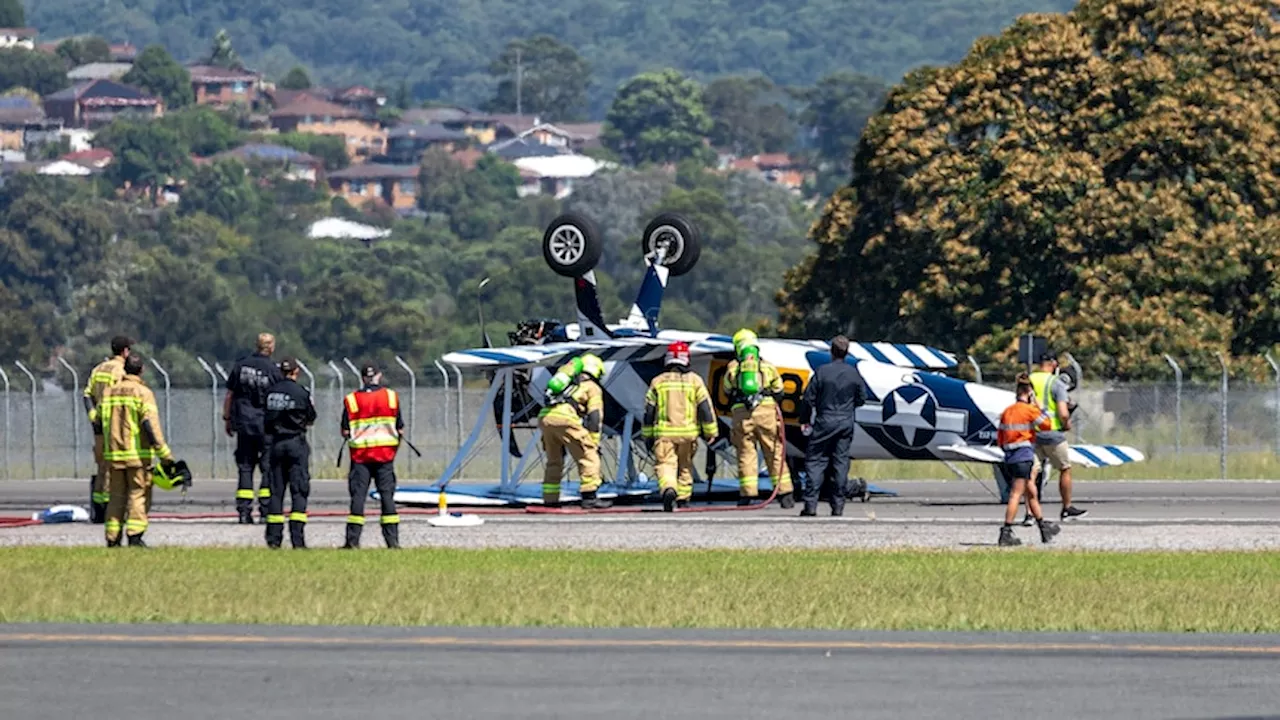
[224,332,284,524]
[799,335,866,517]
[264,357,316,549]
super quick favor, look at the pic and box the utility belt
[729,390,777,411]
[546,394,587,416]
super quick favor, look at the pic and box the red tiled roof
[186,64,260,83]
[62,148,114,168]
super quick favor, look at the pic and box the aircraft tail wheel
[543,213,603,278]
[642,212,701,276]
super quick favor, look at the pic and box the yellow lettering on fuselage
[707,359,811,425]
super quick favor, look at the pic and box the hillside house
[43,79,162,129]
[66,62,133,82]
[0,97,46,150]
[0,28,36,49]
[187,65,262,107]
[385,123,469,164]
[269,96,385,159]
[326,163,418,211]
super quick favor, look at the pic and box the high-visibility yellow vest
[1029,371,1063,431]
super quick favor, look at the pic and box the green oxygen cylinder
[738,347,761,396]
[547,357,584,396]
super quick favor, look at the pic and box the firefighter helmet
[665,341,691,367]
[580,353,605,380]
[732,328,759,357]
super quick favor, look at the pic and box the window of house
[399,180,416,195]
[206,83,223,95]
[323,115,333,125]
[232,82,246,94]
[349,181,366,195]
[303,115,313,124]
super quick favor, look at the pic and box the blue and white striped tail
[1070,444,1146,468]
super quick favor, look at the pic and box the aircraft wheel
[642,213,701,276]
[543,213,603,278]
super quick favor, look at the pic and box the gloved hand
[161,458,178,475]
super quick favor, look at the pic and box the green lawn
[3,548,1280,632]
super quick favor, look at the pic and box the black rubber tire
[642,213,701,276]
[543,213,603,278]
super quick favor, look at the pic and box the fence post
[148,358,171,439]
[55,357,80,479]
[13,361,36,479]
[341,357,362,387]
[327,361,344,400]
[966,355,982,384]
[1163,354,1181,456]
[394,356,416,477]
[196,357,219,480]
[1216,352,1228,480]
[296,360,316,446]
[1266,353,1280,457]
[434,360,449,472]
[0,366,9,481]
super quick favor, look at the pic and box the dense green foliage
[779,0,1280,380]
[484,35,590,122]
[122,45,194,109]
[0,47,68,96]
[0,105,811,382]
[28,0,1076,116]
[604,70,714,165]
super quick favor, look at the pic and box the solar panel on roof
[0,96,34,108]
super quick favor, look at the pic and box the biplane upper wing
[442,334,735,370]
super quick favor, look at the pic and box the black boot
[1039,519,1061,544]
[661,488,677,512]
[737,495,755,507]
[238,508,253,525]
[998,525,1021,546]
[779,494,795,509]
[580,490,613,510]
[342,523,362,549]
[90,475,106,524]
[382,524,401,549]
[106,535,122,547]
[127,534,148,548]
[676,499,689,509]
[290,521,307,549]
[265,524,284,549]
[799,505,817,517]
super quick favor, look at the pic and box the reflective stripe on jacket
[539,378,604,444]
[103,375,171,468]
[997,401,1052,451]
[643,370,718,439]
[1029,371,1063,431]
[83,356,125,425]
[346,387,400,464]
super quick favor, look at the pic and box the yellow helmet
[580,353,605,380]
[732,329,758,356]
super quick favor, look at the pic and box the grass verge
[3,548,1280,632]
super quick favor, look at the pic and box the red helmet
[665,341,690,367]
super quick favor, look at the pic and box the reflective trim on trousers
[347,515,365,525]
[381,514,400,525]
[289,512,308,523]
[266,514,285,524]
[258,487,271,498]
[236,489,254,500]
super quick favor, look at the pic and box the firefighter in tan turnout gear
[643,341,719,512]
[722,329,794,508]
[82,335,133,524]
[102,354,177,548]
[538,353,609,509]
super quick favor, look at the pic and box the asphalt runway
[3,479,1280,550]
[1,625,1278,719]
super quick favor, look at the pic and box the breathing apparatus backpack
[545,357,585,411]
[735,347,763,409]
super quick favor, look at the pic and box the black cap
[361,362,379,379]
[1038,350,1058,363]
[279,357,298,374]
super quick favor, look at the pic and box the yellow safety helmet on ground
[732,329,759,357]
[580,353,605,380]
[152,459,192,491]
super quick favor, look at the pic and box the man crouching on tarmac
[997,374,1061,546]
[538,353,610,509]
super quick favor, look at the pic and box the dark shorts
[1003,461,1035,483]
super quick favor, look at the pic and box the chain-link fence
[3,356,1280,481]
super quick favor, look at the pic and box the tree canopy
[604,69,714,165]
[28,0,1077,116]
[485,35,590,122]
[777,0,1280,379]
[122,45,194,110]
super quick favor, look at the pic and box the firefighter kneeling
[724,329,794,507]
[643,342,718,512]
[539,353,610,509]
[102,354,181,548]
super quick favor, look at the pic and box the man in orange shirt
[997,374,1061,547]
